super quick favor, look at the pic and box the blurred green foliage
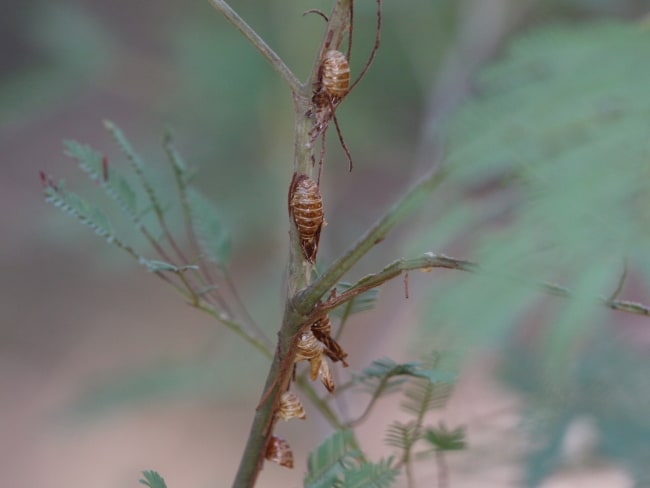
[414,19,650,486]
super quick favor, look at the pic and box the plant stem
[208,0,301,93]
[230,2,355,485]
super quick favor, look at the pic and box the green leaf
[104,120,145,172]
[401,352,453,417]
[385,421,419,451]
[424,423,466,451]
[336,458,400,488]
[355,357,455,404]
[187,187,231,266]
[43,178,116,243]
[139,470,167,488]
[162,128,192,184]
[63,140,138,219]
[305,430,360,488]
[331,283,380,319]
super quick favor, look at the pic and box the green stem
[208,0,301,93]
[230,2,355,486]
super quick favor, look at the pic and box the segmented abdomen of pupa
[289,174,324,263]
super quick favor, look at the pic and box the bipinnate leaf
[305,430,360,488]
[162,128,193,184]
[424,423,466,451]
[104,120,168,224]
[336,458,399,488]
[104,120,145,172]
[42,175,115,244]
[63,140,138,219]
[187,187,231,266]
[385,421,419,451]
[139,470,167,488]
[355,357,455,400]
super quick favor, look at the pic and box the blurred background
[2,0,649,487]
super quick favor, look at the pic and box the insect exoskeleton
[289,174,324,263]
[311,316,349,367]
[319,358,335,393]
[278,391,307,421]
[321,50,350,99]
[295,330,324,380]
[266,435,294,469]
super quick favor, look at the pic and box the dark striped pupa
[289,174,324,263]
[266,435,294,469]
[311,315,348,367]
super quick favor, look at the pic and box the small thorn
[303,9,328,22]
[38,171,48,188]
[39,171,57,190]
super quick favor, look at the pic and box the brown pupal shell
[278,391,307,421]
[289,174,324,263]
[319,358,335,393]
[311,316,332,337]
[295,331,324,362]
[266,435,294,469]
[312,316,349,367]
[321,50,350,98]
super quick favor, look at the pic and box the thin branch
[208,0,301,94]
[344,367,396,428]
[231,3,357,487]
[315,253,650,323]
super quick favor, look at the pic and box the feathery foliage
[355,357,454,397]
[425,20,650,485]
[305,431,400,488]
[423,19,650,375]
[305,430,361,488]
[186,187,231,267]
[424,424,466,452]
[139,470,167,488]
[64,140,138,220]
[41,175,117,246]
[335,458,400,488]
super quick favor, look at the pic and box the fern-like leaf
[41,173,114,243]
[356,357,454,392]
[104,120,168,225]
[336,458,400,488]
[424,423,466,451]
[401,352,453,417]
[331,282,380,319]
[63,140,138,219]
[355,358,420,393]
[305,430,360,488]
[186,187,231,266]
[139,470,167,488]
[162,128,194,185]
[385,421,419,451]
